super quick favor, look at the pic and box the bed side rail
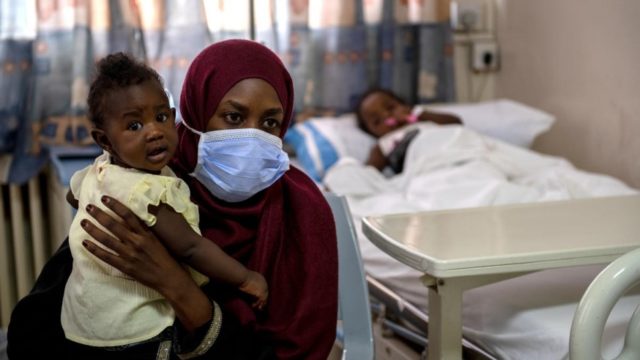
[570,247,640,360]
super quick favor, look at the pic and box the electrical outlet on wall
[450,0,485,32]
[471,41,499,72]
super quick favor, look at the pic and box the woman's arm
[80,196,212,332]
[80,197,275,357]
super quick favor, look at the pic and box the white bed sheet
[323,125,639,359]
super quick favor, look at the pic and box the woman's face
[360,91,412,138]
[206,78,284,137]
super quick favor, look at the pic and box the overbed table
[361,194,640,360]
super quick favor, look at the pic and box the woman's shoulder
[285,167,326,199]
[282,167,334,225]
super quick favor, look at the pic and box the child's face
[360,92,413,138]
[96,80,177,173]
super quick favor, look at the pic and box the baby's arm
[149,203,268,309]
[419,109,462,125]
[365,144,388,171]
[66,189,79,209]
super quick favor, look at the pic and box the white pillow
[419,99,555,148]
[284,114,375,181]
[284,99,555,181]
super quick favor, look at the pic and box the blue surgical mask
[181,122,290,203]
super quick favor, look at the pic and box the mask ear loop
[178,117,203,136]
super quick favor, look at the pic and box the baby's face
[100,80,177,173]
[360,92,412,138]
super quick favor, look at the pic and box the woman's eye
[263,118,281,130]
[223,112,243,125]
[127,122,143,131]
[157,113,169,122]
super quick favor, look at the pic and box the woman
[8,39,338,359]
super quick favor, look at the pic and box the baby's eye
[156,113,169,123]
[127,121,143,131]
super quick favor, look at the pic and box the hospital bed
[285,99,640,359]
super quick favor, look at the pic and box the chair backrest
[324,193,374,360]
[0,328,7,360]
[570,247,640,360]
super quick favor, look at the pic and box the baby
[61,52,267,349]
[355,88,462,172]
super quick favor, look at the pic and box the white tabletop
[362,194,640,278]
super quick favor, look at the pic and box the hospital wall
[492,0,640,189]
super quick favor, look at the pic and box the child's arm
[66,189,79,209]
[419,109,462,125]
[365,144,388,171]
[148,203,268,309]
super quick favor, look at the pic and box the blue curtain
[0,0,251,184]
[255,0,455,117]
[0,1,43,184]
[0,0,453,184]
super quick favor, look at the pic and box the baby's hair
[87,52,164,128]
[354,87,408,135]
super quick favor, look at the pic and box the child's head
[355,88,413,138]
[88,52,176,173]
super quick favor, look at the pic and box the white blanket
[324,125,638,359]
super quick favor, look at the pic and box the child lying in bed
[355,88,462,172]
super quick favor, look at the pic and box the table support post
[421,272,531,359]
[425,276,464,360]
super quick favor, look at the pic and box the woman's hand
[80,196,185,292]
[81,196,213,331]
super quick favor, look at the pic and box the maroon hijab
[171,39,338,359]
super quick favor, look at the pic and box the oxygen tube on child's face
[383,113,419,127]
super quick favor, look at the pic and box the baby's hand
[239,271,269,310]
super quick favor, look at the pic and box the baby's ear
[91,128,111,152]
